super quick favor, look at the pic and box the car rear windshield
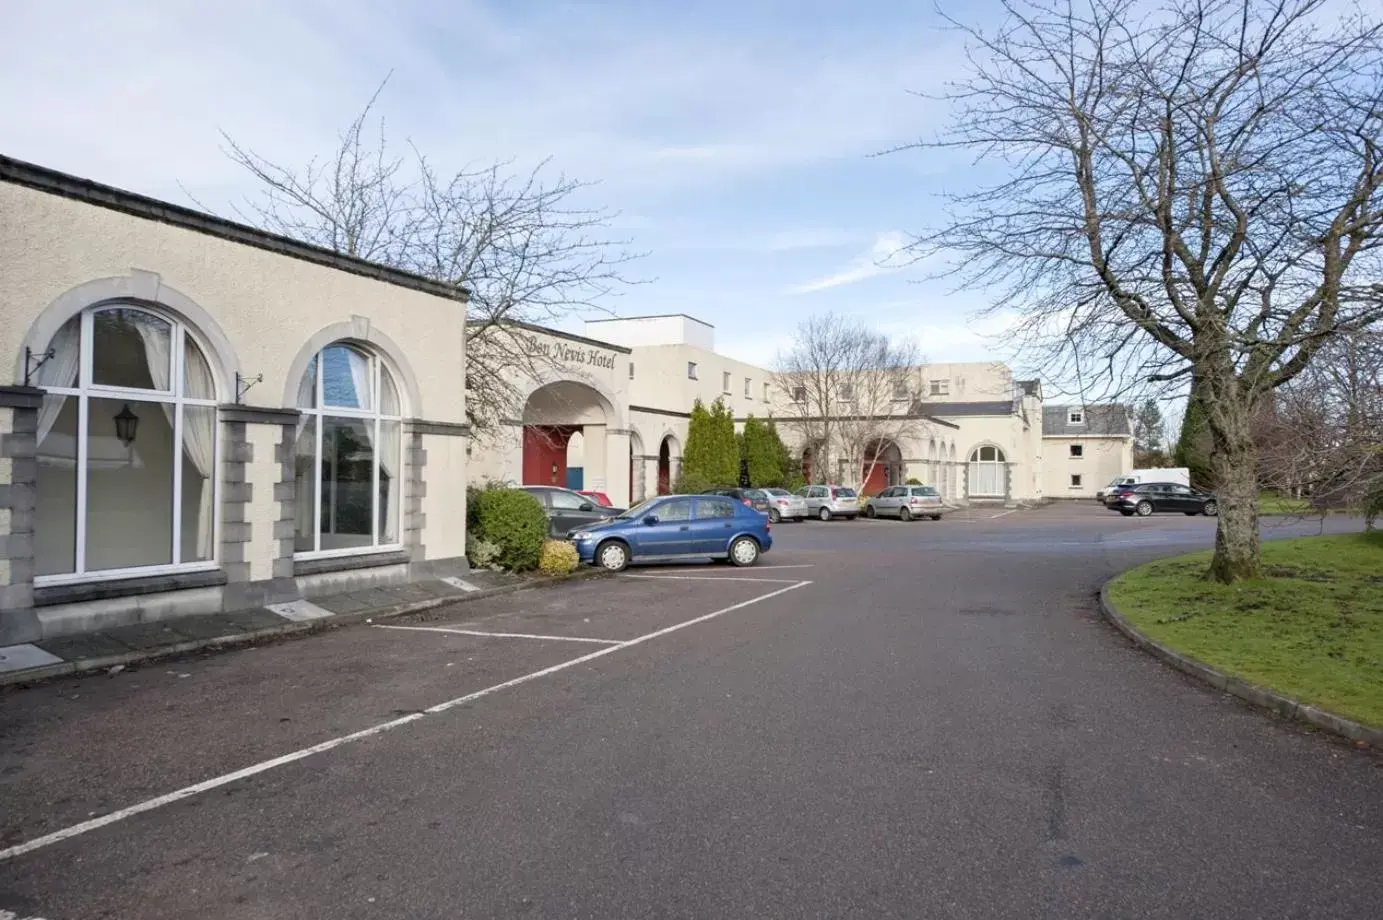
[911,486,940,496]
[743,489,767,499]
[832,487,857,498]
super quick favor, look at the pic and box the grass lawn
[1107,531,1383,728]
[1257,492,1313,515]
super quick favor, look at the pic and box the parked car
[568,494,772,572]
[519,486,625,537]
[796,484,860,521]
[1096,467,1191,501]
[705,487,773,517]
[864,484,945,521]
[1106,482,1218,517]
[578,489,613,508]
[759,487,809,523]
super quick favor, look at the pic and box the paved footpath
[1,508,1380,918]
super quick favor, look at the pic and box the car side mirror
[643,514,660,526]
[579,502,594,511]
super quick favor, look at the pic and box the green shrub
[472,488,547,572]
[906,477,923,485]
[538,539,580,576]
[466,534,503,570]
[673,470,717,494]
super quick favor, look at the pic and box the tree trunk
[1208,408,1261,584]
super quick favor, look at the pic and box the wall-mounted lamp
[114,403,140,447]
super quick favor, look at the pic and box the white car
[864,484,945,521]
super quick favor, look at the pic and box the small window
[1070,474,1083,489]
[550,490,586,510]
[628,363,635,379]
[892,381,910,401]
[838,383,854,401]
[744,377,752,398]
[695,498,738,520]
[687,362,698,380]
[763,381,770,401]
[657,499,693,522]
[1069,444,1084,458]
[930,379,949,396]
[1068,409,1084,424]
[792,386,807,403]
[722,371,732,393]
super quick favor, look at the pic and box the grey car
[760,487,809,522]
[519,486,624,538]
[864,484,945,521]
[796,484,860,521]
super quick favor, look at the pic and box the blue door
[630,498,695,557]
[689,497,738,553]
[566,467,584,490]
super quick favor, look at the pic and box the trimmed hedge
[539,540,580,576]
[471,488,548,572]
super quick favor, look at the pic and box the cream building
[469,314,1133,507]
[0,156,470,645]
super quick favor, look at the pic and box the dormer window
[1068,409,1084,425]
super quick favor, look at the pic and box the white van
[1096,467,1190,501]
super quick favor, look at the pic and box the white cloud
[787,232,909,294]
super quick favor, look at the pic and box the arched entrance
[656,434,679,495]
[861,438,903,495]
[522,381,611,491]
[967,444,1007,498]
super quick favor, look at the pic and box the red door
[862,461,888,496]
[523,426,577,486]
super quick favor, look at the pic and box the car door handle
[679,525,690,531]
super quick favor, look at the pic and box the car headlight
[571,531,592,541]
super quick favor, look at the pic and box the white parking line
[754,564,816,569]
[372,624,622,645]
[621,574,805,584]
[0,579,811,863]
[989,509,1018,519]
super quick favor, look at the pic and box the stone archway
[522,381,613,491]
[861,438,904,495]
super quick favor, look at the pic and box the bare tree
[903,0,1383,581]
[217,86,640,436]
[773,314,932,490]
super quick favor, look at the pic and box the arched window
[967,444,1007,497]
[34,305,219,580]
[293,343,402,555]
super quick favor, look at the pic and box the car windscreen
[832,487,857,498]
[616,498,661,519]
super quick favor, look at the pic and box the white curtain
[36,319,82,448]
[379,420,401,544]
[181,353,217,559]
[296,355,317,408]
[347,348,371,410]
[134,317,172,392]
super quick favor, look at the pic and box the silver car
[796,484,860,521]
[760,487,809,523]
[864,484,945,521]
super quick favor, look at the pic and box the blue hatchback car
[567,494,772,572]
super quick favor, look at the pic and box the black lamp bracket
[235,372,264,404]
[23,347,55,387]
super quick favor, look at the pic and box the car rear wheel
[728,535,760,567]
[1135,500,1154,517]
[818,506,832,522]
[1203,500,1219,517]
[865,505,877,519]
[595,540,629,572]
[929,514,942,521]
[768,508,781,523]
[899,506,912,522]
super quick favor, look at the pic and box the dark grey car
[519,486,624,537]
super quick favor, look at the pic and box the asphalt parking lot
[1,503,1379,919]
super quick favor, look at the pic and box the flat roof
[586,313,715,329]
[0,154,469,303]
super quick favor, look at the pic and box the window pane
[294,416,318,552]
[550,490,584,510]
[297,355,318,409]
[695,499,735,519]
[322,344,372,410]
[380,365,401,416]
[86,397,173,570]
[183,336,216,400]
[379,419,401,544]
[320,416,375,550]
[180,406,216,563]
[92,309,172,391]
[35,394,77,575]
[658,499,693,522]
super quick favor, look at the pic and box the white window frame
[763,381,770,402]
[1068,410,1085,425]
[930,379,949,396]
[1070,474,1083,489]
[35,305,221,586]
[1069,443,1084,459]
[892,381,911,402]
[687,362,698,380]
[744,377,752,398]
[792,385,807,404]
[722,371,732,393]
[295,344,404,561]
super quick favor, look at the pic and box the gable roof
[1043,405,1131,436]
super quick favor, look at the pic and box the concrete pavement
[1,505,1379,919]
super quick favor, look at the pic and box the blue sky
[0,0,1029,373]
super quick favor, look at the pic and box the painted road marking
[265,600,333,622]
[0,580,811,863]
[440,576,482,593]
[372,624,623,645]
[989,509,1018,519]
[622,574,806,584]
[754,564,816,569]
[0,644,63,673]
[0,910,50,919]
